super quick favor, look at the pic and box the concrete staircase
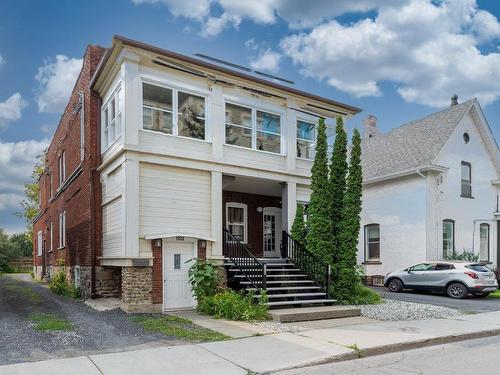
[225,258,337,308]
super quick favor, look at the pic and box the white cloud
[0,138,49,213]
[250,49,282,73]
[133,0,402,36]
[281,0,500,107]
[35,55,83,113]
[41,124,55,135]
[0,93,27,128]
[0,55,4,68]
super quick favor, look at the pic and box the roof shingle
[361,99,474,180]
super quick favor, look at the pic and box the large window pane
[297,140,315,159]
[257,131,280,153]
[143,107,173,134]
[257,111,280,134]
[228,207,243,223]
[461,161,472,197]
[225,103,251,127]
[143,83,172,111]
[178,92,205,140]
[226,124,252,148]
[365,224,380,260]
[297,120,315,141]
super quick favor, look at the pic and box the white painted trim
[144,233,215,241]
[363,165,449,185]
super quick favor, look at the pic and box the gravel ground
[0,274,187,365]
[359,299,462,321]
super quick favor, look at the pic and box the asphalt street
[276,334,500,374]
[373,286,500,313]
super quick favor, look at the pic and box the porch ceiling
[223,175,282,197]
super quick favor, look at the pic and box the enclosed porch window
[479,223,490,261]
[442,219,455,258]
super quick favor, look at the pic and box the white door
[263,207,282,258]
[164,242,196,310]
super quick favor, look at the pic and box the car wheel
[388,278,403,292]
[473,293,490,298]
[447,282,468,299]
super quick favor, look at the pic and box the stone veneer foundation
[121,266,153,313]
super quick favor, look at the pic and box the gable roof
[361,99,475,181]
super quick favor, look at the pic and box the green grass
[131,315,229,342]
[28,313,73,331]
[4,285,43,303]
[487,290,500,299]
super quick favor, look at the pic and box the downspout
[90,90,102,298]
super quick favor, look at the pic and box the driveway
[0,274,186,365]
[373,286,500,313]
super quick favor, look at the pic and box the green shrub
[332,284,381,305]
[444,248,479,262]
[0,254,12,273]
[188,259,223,301]
[199,289,269,321]
[49,270,80,298]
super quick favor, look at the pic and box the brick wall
[32,45,105,291]
[222,190,281,257]
[152,240,163,305]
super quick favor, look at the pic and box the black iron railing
[223,229,266,289]
[281,231,331,298]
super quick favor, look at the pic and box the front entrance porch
[222,175,285,258]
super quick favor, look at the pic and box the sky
[0,0,499,234]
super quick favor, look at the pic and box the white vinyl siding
[139,164,211,238]
[102,199,124,257]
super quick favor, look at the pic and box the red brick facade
[32,45,106,297]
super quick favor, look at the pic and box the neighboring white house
[91,36,360,312]
[358,99,500,279]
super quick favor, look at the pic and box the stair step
[228,268,301,273]
[240,280,316,285]
[248,286,322,291]
[234,274,308,278]
[268,299,336,307]
[255,293,326,299]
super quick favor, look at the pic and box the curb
[264,328,500,374]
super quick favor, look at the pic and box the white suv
[384,261,498,299]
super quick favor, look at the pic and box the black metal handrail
[223,229,266,289]
[281,231,331,298]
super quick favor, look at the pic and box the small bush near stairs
[188,259,269,321]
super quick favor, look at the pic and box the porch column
[211,171,223,258]
[124,158,140,257]
[282,181,297,232]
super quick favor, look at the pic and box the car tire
[446,282,468,299]
[473,293,490,298]
[387,278,403,293]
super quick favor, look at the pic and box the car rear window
[465,264,490,272]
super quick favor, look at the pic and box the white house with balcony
[91,36,360,312]
[358,98,500,283]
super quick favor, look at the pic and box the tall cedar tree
[329,117,348,262]
[333,128,363,302]
[305,119,334,263]
[290,203,307,245]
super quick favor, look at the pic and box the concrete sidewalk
[3,311,500,374]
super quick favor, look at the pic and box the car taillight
[464,271,479,279]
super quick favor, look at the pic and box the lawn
[487,290,500,299]
[28,313,73,331]
[131,315,229,342]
